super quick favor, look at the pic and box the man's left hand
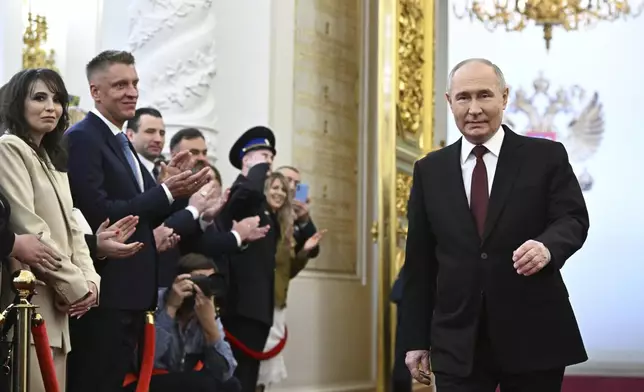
[292,199,310,223]
[194,286,217,327]
[513,239,551,276]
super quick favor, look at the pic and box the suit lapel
[34,155,74,234]
[444,141,480,239]
[88,113,141,191]
[481,127,525,243]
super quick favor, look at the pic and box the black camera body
[189,274,227,299]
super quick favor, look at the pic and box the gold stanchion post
[10,270,38,392]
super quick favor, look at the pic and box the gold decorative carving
[394,172,412,275]
[397,0,425,144]
[395,172,413,218]
[22,13,57,70]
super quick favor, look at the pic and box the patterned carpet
[562,376,644,392]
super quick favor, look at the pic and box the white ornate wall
[126,0,220,165]
[0,0,28,83]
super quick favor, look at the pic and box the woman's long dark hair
[0,68,70,172]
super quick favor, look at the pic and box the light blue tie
[116,132,141,189]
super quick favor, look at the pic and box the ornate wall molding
[144,42,217,111]
[128,0,213,51]
[127,0,218,160]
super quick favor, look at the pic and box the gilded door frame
[375,0,436,391]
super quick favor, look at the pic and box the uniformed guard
[217,125,277,392]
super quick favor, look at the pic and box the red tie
[470,145,489,236]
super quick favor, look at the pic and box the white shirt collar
[460,126,505,164]
[138,153,155,173]
[90,107,124,136]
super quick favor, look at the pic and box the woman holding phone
[256,172,324,391]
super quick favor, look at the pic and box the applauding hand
[154,225,180,252]
[96,216,144,259]
[201,188,230,222]
[157,150,194,182]
[303,229,326,252]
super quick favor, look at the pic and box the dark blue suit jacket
[66,112,181,310]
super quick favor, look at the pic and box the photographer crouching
[124,253,239,392]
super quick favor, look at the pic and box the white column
[0,0,24,83]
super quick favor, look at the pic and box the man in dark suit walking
[400,58,589,392]
[65,50,211,392]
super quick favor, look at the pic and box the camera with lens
[189,273,227,299]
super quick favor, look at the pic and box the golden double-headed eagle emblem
[504,74,605,191]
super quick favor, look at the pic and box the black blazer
[0,191,15,262]
[66,112,181,310]
[216,163,277,326]
[399,127,589,376]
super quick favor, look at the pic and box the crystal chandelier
[453,1,644,50]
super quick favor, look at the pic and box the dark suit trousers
[221,315,270,392]
[68,308,144,392]
[392,305,412,392]
[434,300,565,392]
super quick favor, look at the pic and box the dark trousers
[123,372,220,392]
[392,305,412,392]
[67,308,145,392]
[435,307,565,392]
[221,315,270,392]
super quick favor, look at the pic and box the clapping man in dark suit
[400,58,589,392]
[65,50,211,392]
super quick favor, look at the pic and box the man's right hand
[163,167,211,199]
[245,154,269,170]
[157,151,194,182]
[153,225,180,252]
[201,188,230,222]
[189,182,217,213]
[405,350,432,385]
[166,274,195,316]
[232,216,270,243]
[10,234,62,273]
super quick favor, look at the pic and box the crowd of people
[0,49,324,392]
[0,46,590,392]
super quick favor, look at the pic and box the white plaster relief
[145,42,217,111]
[127,0,218,161]
[128,0,213,51]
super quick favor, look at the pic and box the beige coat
[0,134,100,354]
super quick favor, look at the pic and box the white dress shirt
[90,108,173,203]
[460,127,505,206]
[138,153,156,178]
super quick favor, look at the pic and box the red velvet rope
[134,313,156,392]
[224,327,288,361]
[31,319,59,392]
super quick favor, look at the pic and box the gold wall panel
[397,0,425,144]
[394,0,434,274]
[292,0,361,275]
